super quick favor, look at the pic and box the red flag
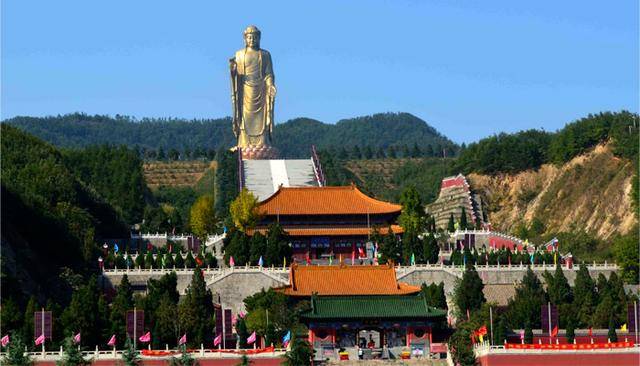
[139,332,151,343]
[195,257,203,267]
[306,252,311,265]
[351,250,355,265]
[588,327,593,337]
[551,325,559,337]
[1,335,9,347]
[178,334,187,345]
[214,334,222,347]
[35,334,45,346]
[73,332,81,344]
[477,325,488,336]
[247,331,256,344]
[107,335,116,347]
[358,247,364,258]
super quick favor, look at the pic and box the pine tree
[265,223,291,266]
[566,318,575,344]
[121,337,140,366]
[57,336,91,366]
[608,316,618,342]
[174,253,185,268]
[448,326,475,366]
[573,264,596,327]
[153,294,178,349]
[2,334,32,366]
[169,345,197,366]
[506,267,547,328]
[283,337,313,366]
[493,317,508,345]
[144,251,155,269]
[178,268,214,347]
[249,232,267,265]
[422,235,440,264]
[460,207,468,229]
[185,251,196,268]
[379,228,401,264]
[447,214,455,232]
[110,275,134,349]
[22,296,38,350]
[546,263,573,305]
[236,318,248,349]
[454,264,485,316]
[524,321,533,344]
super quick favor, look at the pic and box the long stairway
[243,158,319,200]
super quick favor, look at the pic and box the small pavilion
[276,263,447,359]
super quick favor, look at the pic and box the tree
[448,325,475,366]
[236,354,251,366]
[153,294,179,349]
[459,207,468,229]
[224,231,251,266]
[236,318,249,349]
[566,318,575,344]
[56,336,91,366]
[524,321,533,344]
[608,316,618,342]
[613,232,639,284]
[545,264,573,305]
[229,189,260,232]
[454,265,485,316]
[60,277,104,349]
[506,267,547,328]
[447,214,455,232]
[169,345,198,366]
[493,316,508,345]
[2,334,33,366]
[178,268,215,347]
[421,282,447,310]
[22,296,38,350]
[378,228,401,264]
[249,232,267,265]
[397,186,425,233]
[1,298,23,338]
[422,234,439,264]
[109,275,134,349]
[189,194,217,241]
[282,337,313,366]
[265,223,291,267]
[121,337,140,366]
[573,264,596,327]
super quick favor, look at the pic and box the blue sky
[2,1,638,143]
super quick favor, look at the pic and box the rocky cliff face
[469,143,637,239]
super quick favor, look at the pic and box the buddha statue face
[244,26,261,49]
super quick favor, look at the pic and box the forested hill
[5,112,458,158]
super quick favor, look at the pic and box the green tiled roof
[303,294,447,320]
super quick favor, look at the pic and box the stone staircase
[242,158,319,200]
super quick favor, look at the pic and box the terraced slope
[144,160,215,188]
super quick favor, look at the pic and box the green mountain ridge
[4,112,458,158]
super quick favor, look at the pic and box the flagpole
[222,309,226,350]
[635,301,638,345]
[548,302,552,345]
[489,306,494,346]
[41,307,45,354]
[134,306,137,351]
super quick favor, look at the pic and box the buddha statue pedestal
[235,145,279,160]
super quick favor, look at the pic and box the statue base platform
[235,145,279,160]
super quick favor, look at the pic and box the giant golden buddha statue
[229,25,278,159]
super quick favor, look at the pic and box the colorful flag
[231,314,237,325]
[1,335,9,347]
[351,250,355,265]
[306,252,311,265]
[328,256,332,265]
[238,311,246,319]
[551,325,558,337]
[519,330,524,340]
[620,324,628,332]
[283,257,287,268]
[530,253,535,264]
[213,334,222,346]
[229,256,235,267]
[477,325,487,336]
[247,331,256,344]
[107,335,116,347]
[588,327,593,337]
[114,243,119,253]
[139,332,151,343]
[73,332,81,344]
[35,334,45,346]
[282,331,291,347]
[410,253,416,266]
[554,251,557,266]
[339,254,343,264]
[358,247,364,258]
[178,334,187,345]
[195,256,203,267]
[258,256,264,267]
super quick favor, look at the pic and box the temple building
[250,185,403,262]
[277,264,448,360]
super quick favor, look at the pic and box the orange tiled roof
[277,263,421,297]
[249,225,404,237]
[258,185,401,216]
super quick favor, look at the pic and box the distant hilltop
[3,112,458,159]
